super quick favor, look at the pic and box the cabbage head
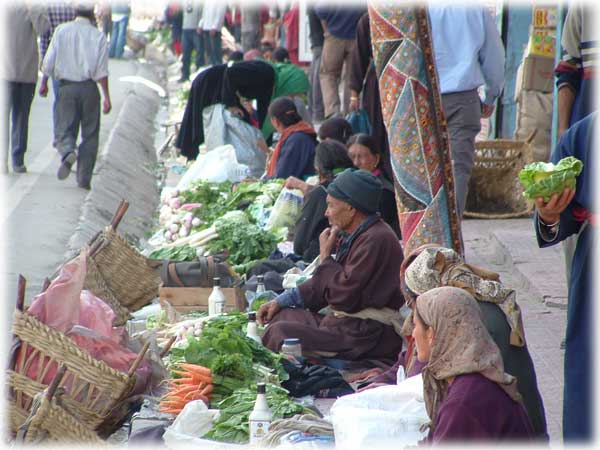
[518,156,583,202]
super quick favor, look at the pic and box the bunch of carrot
[159,363,213,415]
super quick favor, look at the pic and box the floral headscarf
[403,245,526,347]
[416,287,521,429]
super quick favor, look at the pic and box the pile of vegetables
[204,384,313,444]
[149,179,288,275]
[519,156,583,201]
[159,363,213,414]
[168,313,286,403]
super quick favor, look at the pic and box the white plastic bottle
[249,383,272,445]
[208,277,225,316]
[246,312,262,344]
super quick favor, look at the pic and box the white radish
[179,227,189,237]
[191,217,201,227]
[169,223,179,233]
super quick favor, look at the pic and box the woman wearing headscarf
[347,134,400,238]
[265,97,316,180]
[176,59,309,159]
[414,287,534,441]
[348,12,392,181]
[293,139,354,262]
[360,244,548,441]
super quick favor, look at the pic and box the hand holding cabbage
[518,157,583,202]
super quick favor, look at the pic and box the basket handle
[40,277,51,294]
[128,341,150,378]
[160,336,177,358]
[45,365,67,400]
[110,199,130,231]
[16,274,26,312]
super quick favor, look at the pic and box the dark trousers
[54,80,100,187]
[3,81,35,169]
[181,29,204,79]
[308,46,324,122]
[204,30,222,66]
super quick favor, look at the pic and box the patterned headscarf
[416,287,521,430]
[404,246,526,347]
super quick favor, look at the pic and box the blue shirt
[314,4,365,40]
[428,5,505,104]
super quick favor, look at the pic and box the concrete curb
[67,61,166,255]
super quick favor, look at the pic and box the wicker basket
[83,226,161,324]
[17,395,103,444]
[464,137,535,219]
[8,309,144,437]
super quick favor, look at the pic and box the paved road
[1,58,145,334]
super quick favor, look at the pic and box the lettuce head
[518,156,583,201]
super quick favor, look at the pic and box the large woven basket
[8,309,141,436]
[84,226,161,324]
[17,395,103,444]
[464,137,535,219]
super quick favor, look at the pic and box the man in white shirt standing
[201,4,227,66]
[39,4,111,190]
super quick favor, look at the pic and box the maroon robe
[426,373,535,442]
[262,219,404,360]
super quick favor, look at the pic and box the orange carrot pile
[159,363,213,415]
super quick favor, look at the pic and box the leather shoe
[57,152,76,180]
[12,164,27,173]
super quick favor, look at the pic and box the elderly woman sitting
[359,245,548,441]
[414,286,534,442]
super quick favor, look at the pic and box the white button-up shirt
[42,17,109,82]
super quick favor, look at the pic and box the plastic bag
[203,103,267,178]
[163,400,241,449]
[282,256,320,289]
[265,188,304,230]
[330,374,429,449]
[176,145,250,191]
[346,109,372,135]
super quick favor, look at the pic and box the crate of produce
[159,284,246,313]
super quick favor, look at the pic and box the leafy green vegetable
[204,384,314,444]
[519,156,583,201]
[148,245,197,261]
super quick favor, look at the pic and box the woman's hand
[257,300,281,325]
[535,187,576,224]
[319,226,339,261]
[285,176,309,193]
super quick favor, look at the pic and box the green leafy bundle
[519,156,583,201]
[148,245,197,261]
[204,384,313,444]
[168,313,287,403]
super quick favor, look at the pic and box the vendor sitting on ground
[293,139,355,262]
[414,287,535,442]
[257,169,405,361]
[359,244,548,441]
[347,133,401,238]
[264,97,317,180]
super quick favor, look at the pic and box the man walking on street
[180,1,204,82]
[1,4,50,174]
[108,1,130,59]
[201,4,227,66]
[315,3,365,119]
[39,4,111,190]
[428,5,505,217]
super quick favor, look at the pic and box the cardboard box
[528,28,556,58]
[159,285,247,313]
[521,55,555,93]
[533,7,558,28]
